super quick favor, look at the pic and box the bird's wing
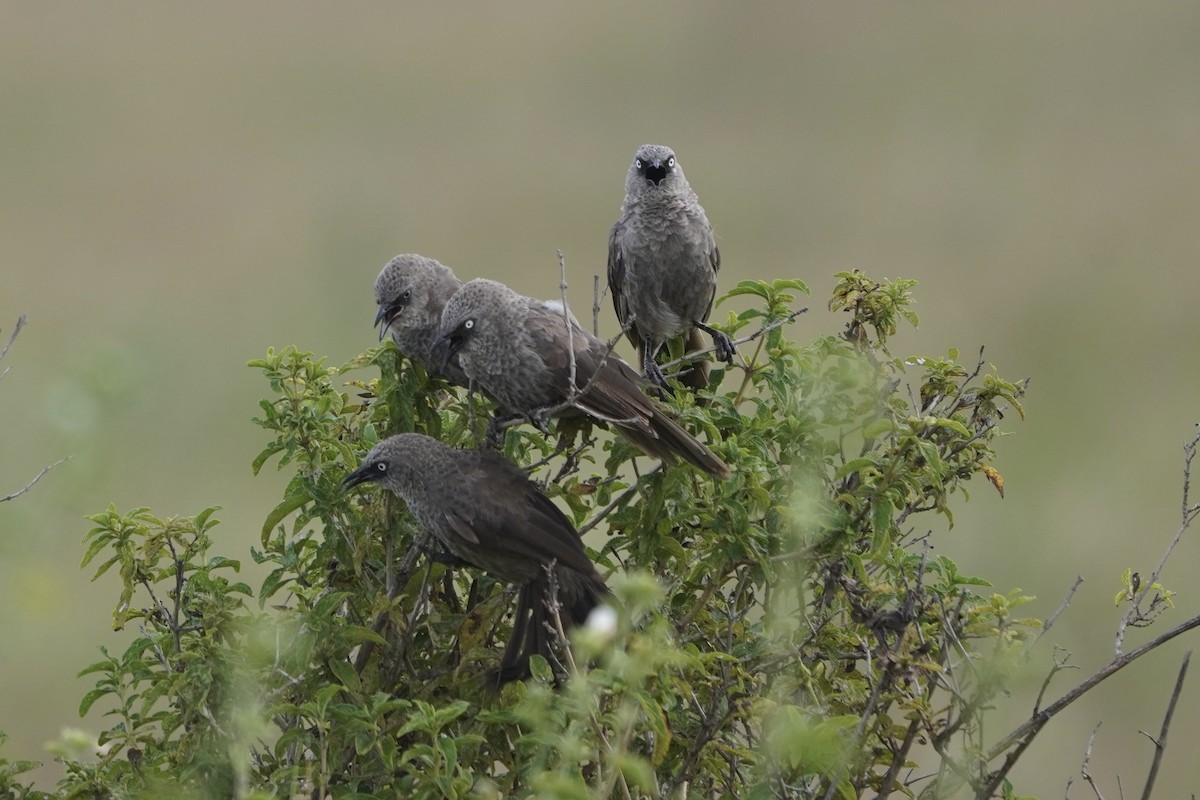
[525,304,657,434]
[441,451,598,577]
[606,217,637,345]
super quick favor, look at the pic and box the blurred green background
[2,2,1198,793]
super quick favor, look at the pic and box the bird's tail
[490,570,610,688]
[620,412,731,480]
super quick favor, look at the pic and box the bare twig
[1079,723,1105,800]
[578,464,663,536]
[1,456,70,503]
[1,316,69,503]
[1116,430,1200,654]
[981,611,1200,797]
[0,315,28,384]
[1039,576,1085,643]
[1032,647,1080,715]
[558,250,577,396]
[1139,650,1190,800]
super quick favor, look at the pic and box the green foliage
[5,273,1050,798]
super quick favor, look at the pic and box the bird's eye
[667,156,675,168]
[635,158,643,169]
[464,319,475,330]
[401,290,411,301]
[374,462,387,473]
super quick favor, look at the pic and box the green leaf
[862,418,896,440]
[328,658,361,693]
[260,487,312,546]
[78,687,111,717]
[834,457,877,480]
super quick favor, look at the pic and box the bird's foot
[525,407,554,435]
[643,352,669,388]
[714,330,736,363]
[696,321,736,363]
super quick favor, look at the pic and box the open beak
[645,159,668,185]
[429,331,459,373]
[375,304,396,342]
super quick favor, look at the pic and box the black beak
[342,463,376,490]
[429,331,460,374]
[375,304,396,342]
[644,158,668,185]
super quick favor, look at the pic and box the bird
[607,144,735,390]
[430,278,731,479]
[342,433,609,684]
[373,253,469,386]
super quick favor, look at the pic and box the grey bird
[430,278,731,479]
[342,433,610,684]
[373,253,470,386]
[608,144,735,390]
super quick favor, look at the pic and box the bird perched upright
[608,144,735,390]
[373,253,469,386]
[431,278,731,479]
[342,433,609,684]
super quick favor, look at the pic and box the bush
[5,272,1070,798]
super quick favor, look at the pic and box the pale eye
[635,158,643,169]
[464,319,475,330]
[667,156,675,168]
[401,290,411,300]
[374,462,387,473]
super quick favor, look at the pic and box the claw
[526,410,552,435]
[643,351,668,387]
[713,330,736,364]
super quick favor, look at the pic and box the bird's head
[430,279,505,371]
[373,254,461,341]
[342,433,435,492]
[631,144,679,187]
[373,254,427,340]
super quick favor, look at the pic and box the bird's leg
[694,320,736,363]
[642,347,669,387]
[485,414,519,449]
[524,406,555,435]
[486,407,554,448]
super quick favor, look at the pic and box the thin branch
[657,307,808,374]
[1079,723,1105,800]
[0,314,28,377]
[578,464,663,536]
[981,611,1200,797]
[1116,429,1200,654]
[558,250,577,398]
[1038,576,1085,642]
[1139,650,1190,800]
[1,456,70,503]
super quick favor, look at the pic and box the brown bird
[373,253,469,386]
[430,278,731,479]
[343,433,609,684]
[608,144,734,390]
